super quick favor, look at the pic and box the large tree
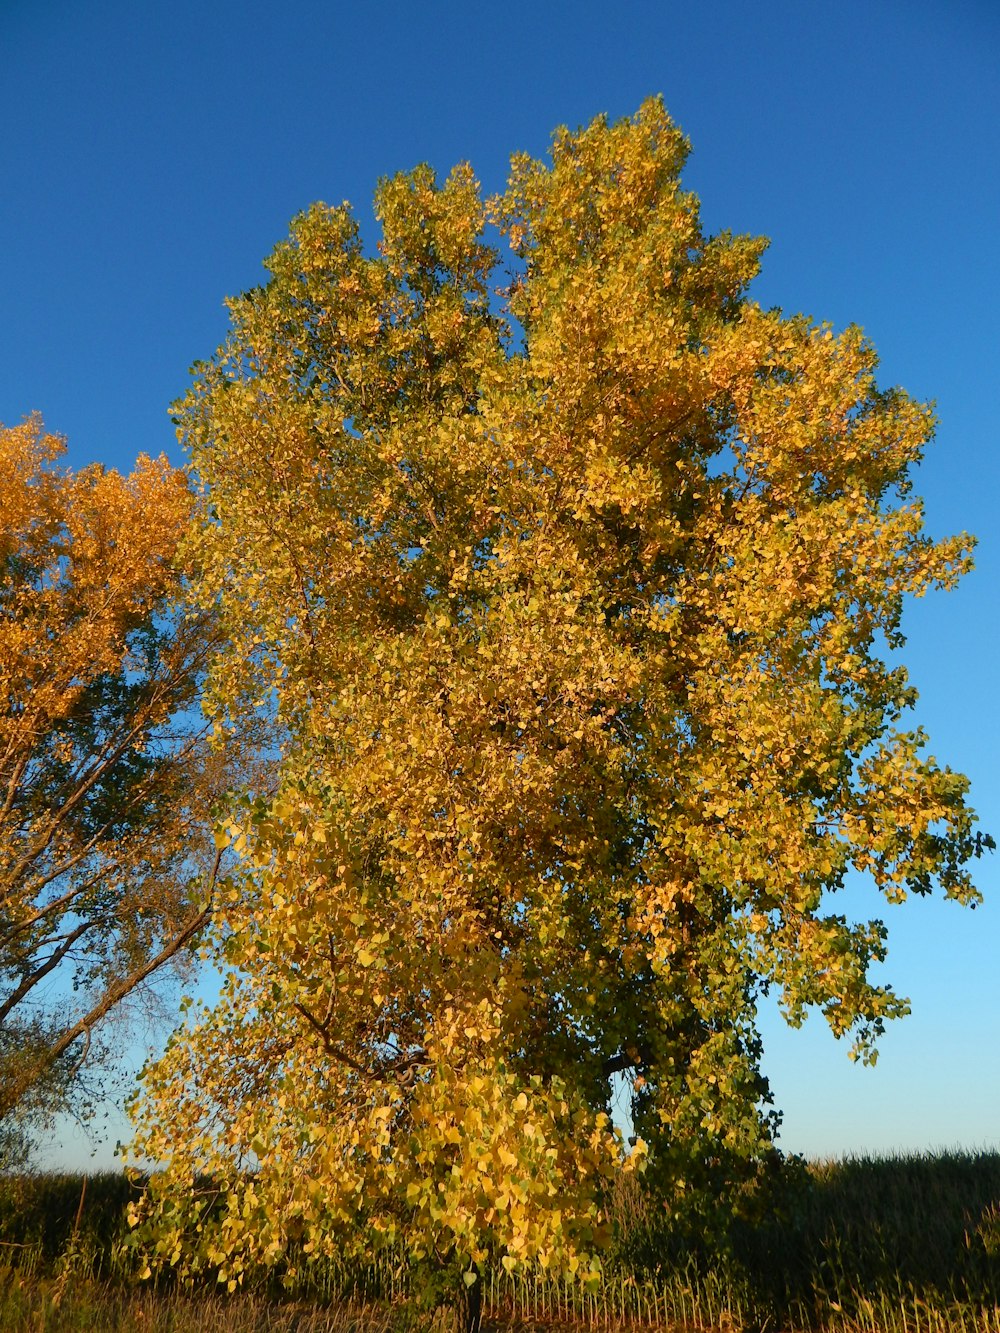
[129,100,986,1290]
[0,416,231,1150]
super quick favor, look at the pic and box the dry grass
[0,1273,425,1333]
[2,1153,1000,1332]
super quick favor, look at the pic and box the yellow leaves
[123,98,986,1297]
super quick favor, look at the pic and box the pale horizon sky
[4,0,997,1169]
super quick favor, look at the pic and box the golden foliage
[129,100,984,1285]
[0,417,224,1129]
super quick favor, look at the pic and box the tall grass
[2,1152,1000,1331]
[0,1273,432,1333]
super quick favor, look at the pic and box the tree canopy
[0,416,230,1151]
[129,99,986,1290]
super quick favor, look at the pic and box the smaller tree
[0,416,229,1151]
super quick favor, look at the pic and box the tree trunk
[459,1266,482,1333]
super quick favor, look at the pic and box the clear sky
[4,0,998,1168]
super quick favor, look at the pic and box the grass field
[3,1152,1000,1332]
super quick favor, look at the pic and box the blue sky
[4,0,997,1167]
